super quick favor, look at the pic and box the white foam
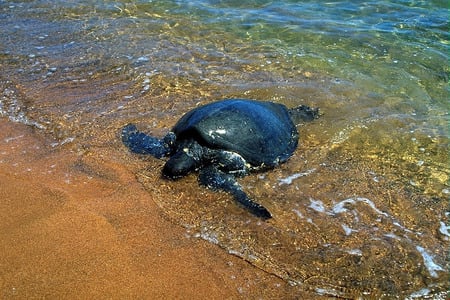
[308,198,326,213]
[278,168,316,185]
[393,221,414,233]
[345,249,362,256]
[1,87,45,129]
[292,208,304,218]
[341,224,357,235]
[50,137,75,148]
[196,232,219,245]
[407,288,431,298]
[438,221,449,237]
[332,197,388,217]
[306,218,315,225]
[384,233,401,240]
[415,246,444,278]
[4,135,24,143]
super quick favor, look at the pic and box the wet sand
[0,118,324,299]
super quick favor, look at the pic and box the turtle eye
[163,132,176,147]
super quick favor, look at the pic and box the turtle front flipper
[121,124,174,158]
[199,166,272,220]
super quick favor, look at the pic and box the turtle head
[163,139,203,179]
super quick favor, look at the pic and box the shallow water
[1,0,449,298]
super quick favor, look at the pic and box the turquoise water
[1,0,449,298]
[1,0,448,137]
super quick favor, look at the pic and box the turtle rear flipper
[288,105,320,124]
[199,166,272,220]
[121,124,172,158]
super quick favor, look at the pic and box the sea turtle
[122,99,319,219]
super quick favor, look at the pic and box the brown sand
[0,119,323,299]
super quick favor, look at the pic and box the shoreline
[0,118,322,299]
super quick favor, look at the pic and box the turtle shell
[172,99,299,168]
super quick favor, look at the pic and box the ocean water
[1,0,449,298]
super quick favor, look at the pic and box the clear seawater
[1,0,449,298]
